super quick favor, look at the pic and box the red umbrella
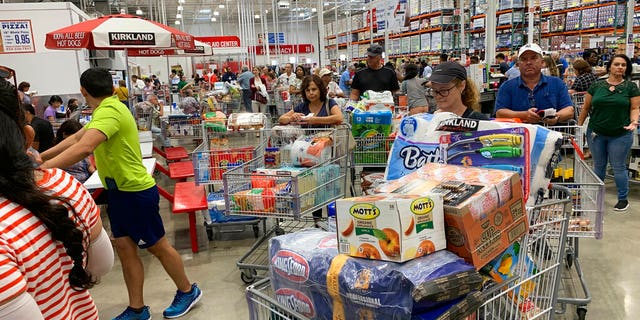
[45,14,194,50]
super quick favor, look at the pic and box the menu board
[0,20,35,54]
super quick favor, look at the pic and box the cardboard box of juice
[335,193,446,263]
[375,163,528,269]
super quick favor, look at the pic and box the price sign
[0,20,35,54]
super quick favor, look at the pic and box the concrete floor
[90,172,640,320]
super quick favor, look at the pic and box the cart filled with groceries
[223,124,350,283]
[242,111,579,319]
[192,111,270,241]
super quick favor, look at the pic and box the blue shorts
[107,185,165,249]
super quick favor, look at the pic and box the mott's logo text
[274,288,315,318]
[411,197,434,215]
[108,32,155,45]
[271,250,310,283]
[349,203,380,220]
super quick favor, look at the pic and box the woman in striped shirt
[0,75,113,319]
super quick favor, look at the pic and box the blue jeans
[587,128,633,200]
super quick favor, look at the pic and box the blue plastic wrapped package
[207,192,257,222]
[269,229,483,319]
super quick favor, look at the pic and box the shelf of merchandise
[325,26,373,40]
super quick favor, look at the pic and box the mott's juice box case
[375,163,528,269]
[335,194,446,263]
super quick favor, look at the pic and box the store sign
[183,45,206,54]
[251,44,314,55]
[0,20,36,54]
[108,32,155,46]
[128,48,176,56]
[195,36,241,48]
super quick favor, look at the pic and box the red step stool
[172,181,208,253]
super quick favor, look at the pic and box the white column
[318,0,326,67]
[527,0,534,44]
[626,0,636,57]
[485,0,497,63]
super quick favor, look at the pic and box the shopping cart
[571,92,587,119]
[350,134,395,196]
[224,125,350,283]
[134,103,155,131]
[160,114,203,148]
[244,185,572,320]
[192,113,270,241]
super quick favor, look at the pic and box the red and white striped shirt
[0,168,99,319]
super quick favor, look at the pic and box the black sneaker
[614,200,629,211]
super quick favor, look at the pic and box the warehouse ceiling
[11,0,367,28]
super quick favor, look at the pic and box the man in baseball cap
[494,43,574,124]
[349,44,399,101]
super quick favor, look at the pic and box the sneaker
[614,200,629,211]
[163,283,202,319]
[112,306,151,320]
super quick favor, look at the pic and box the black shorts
[107,185,165,248]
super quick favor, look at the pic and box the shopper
[583,49,606,76]
[569,59,598,94]
[289,65,307,105]
[180,89,200,115]
[422,58,433,78]
[495,53,510,74]
[221,67,236,83]
[237,66,255,112]
[339,64,355,97]
[277,63,296,91]
[17,80,31,104]
[250,66,268,113]
[505,57,521,80]
[0,76,113,320]
[400,63,429,115]
[278,75,342,125]
[55,119,96,183]
[116,79,129,108]
[142,78,155,101]
[44,94,63,122]
[319,68,344,99]
[131,75,145,103]
[551,51,568,77]
[494,43,574,124]
[23,103,55,152]
[40,68,202,320]
[542,55,560,77]
[577,54,640,211]
[429,61,488,120]
[350,44,400,101]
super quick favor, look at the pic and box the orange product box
[375,163,528,269]
[335,193,446,263]
[210,147,253,180]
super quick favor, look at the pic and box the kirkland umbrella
[44,14,195,50]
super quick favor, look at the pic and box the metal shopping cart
[547,118,605,320]
[223,125,350,283]
[160,114,203,148]
[192,113,270,241]
[134,102,155,131]
[244,185,572,320]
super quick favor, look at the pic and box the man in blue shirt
[339,64,354,97]
[495,43,574,124]
[236,66,254,112]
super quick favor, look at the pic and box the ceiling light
[254,14,260,18]
[175,20,181,25]
[265,9,269,13]
[211,17,217,21]
[176,13,182,18]
[177,5,183,10]
[213,11,219,15]
[177,0,185,3]
[299,12,305,17]
[218,4,225,8]
[136,8,143,15]
[311,8,317,12]
[199,9,211,13]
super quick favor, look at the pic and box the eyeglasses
[432,85,457,97]
[528,91,536,108]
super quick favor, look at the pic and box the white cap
[318,68,332,78]
[518,43,543,57]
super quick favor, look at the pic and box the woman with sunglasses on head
[429,61,489,120]
[0,77,113,319]
[577,54,640,212]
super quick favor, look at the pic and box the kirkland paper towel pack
[385,112,563,206]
